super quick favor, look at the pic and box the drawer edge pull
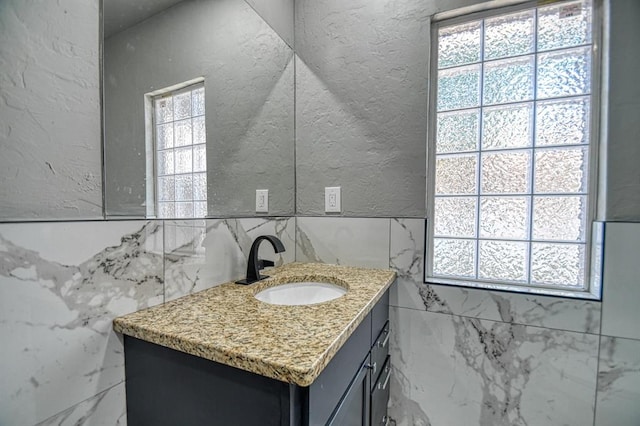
[378,368,391,391]
[378,330,390,349]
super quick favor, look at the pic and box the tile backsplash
[0,218,294,425]
[295,217,639,426]
[164,218,295,301]
[1,216,638,425]
[0,221,163,425]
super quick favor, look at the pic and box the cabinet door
[370,356,391,426]
[308,311,371,425]
[370,320,390,389]
[327,360,370,426]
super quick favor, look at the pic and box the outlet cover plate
[325,187,341,213]
[256,189,269,213]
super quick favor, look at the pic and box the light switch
[325,187,341,213]
[256,189,268,213]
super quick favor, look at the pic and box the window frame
[144,78,207,219]
[425,0,605,300]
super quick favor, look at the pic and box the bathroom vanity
[113,263,395,426]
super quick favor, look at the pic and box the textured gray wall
[295,0,640,220]
[104,0,294,217]
[0,0,102,220]
[295,0,428,217]
[2,0,637,222]
[245,0,294,48]
[604,0,640,221]
[294,0,486,217]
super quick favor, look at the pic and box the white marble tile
[395,277,600,334]
[389,306,599,426]
[601,222,640,340]
[595,336,640,426]
[36,382,127,426]
[164,217,295,301]
[295,217,390,268]
[0,221,163,425]
[390,220,599,334]
[421,284,600,334]
[389,218,425,310]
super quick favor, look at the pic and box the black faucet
[236,235,286,285]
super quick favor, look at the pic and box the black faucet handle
[236,235,286,285]
[258,259,275,269]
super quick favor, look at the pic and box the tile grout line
[388,218,393,271]
[597,333,640,342]
[389,303,603,337]
[162,219,166,304]
[36,380,126,425]
[593,266,605,426]
[592,334,603,426]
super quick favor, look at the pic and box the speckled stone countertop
[113,262,395,387]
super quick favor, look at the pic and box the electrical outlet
[256,189,268,213]
[325,187,341,213]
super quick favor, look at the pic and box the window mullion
[527,7,540,285]
[474,19,486,281]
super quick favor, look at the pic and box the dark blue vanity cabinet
[124,289,391,426]
[321,289,391,426]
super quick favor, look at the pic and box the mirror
[103,0,295,218]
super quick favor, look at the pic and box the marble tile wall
[0,217,294,426]
[389,309,599,426]
[2,217,638,425]
[295,217,390,268]
[600,223,640,340]
[595,337,640,426]
[0,220,163,425]
[297,216,640,426]
[164,217,295,301]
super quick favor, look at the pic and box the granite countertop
[113,262,396,387]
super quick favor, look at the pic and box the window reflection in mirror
[103,0,295,218]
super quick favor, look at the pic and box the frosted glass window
[481,150,532,194]
[436,109,480,154]
[155,97,173,124]
[537,0,592,51]
[435,154,478,195]
[482,103,533,150]
[479,196,529,239]
[438,22,481,69]
[533,196,586,242]
[174,92,192,120]
[531,243,585,286]
[484,10,535,60]
[536,97,590,146]
[534,146,588,193]
[430,0,598,296]
[433,238,476,278]
[434,197,477,238]
[483,56,535,105]
[156,123,174,150]
[437,64,481,111]
[153,82,207,218]
[537,47,591,99]
[479,240,528,282]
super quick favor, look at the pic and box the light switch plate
[256,189,268,213]
[325,186,341,213]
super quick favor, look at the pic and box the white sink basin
[255,282,347,306]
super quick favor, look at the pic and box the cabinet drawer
[370,355,391,426]
[308,311,371,426]
[370,320,390,387]
[327,358,370,426]
[371,289,390,344]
